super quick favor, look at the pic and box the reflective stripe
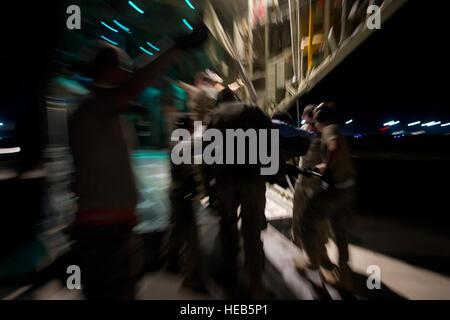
[75,209,137,226]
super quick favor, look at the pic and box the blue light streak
[101,35,118,46]
[101,21,118,32]
[128,1,144,14]
[182,18,194,30]
[139,46,154,55]
[146,42,160,51]
[184,0,196,10]
[113,20,131,33]
[55,48,76,57]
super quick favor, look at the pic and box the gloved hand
[174,22,209,51]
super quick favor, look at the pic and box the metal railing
[208,0,407,114]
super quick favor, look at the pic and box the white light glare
[422,121,441,127]
[0,147,21,154]
[384,120,400,126]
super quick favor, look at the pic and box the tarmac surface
[1,150,449,300]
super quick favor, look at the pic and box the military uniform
[292,133,327,250]
[164,140,203,284]
[206,102,273,295]
[300,124,356,269]
[188,84,219,202]
[189,84,219,123]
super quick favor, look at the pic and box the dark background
[0,1,449,255]
[289,0,450,136]
[286,1,450,231]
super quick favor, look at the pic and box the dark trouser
[71,224,143,300]
[164,193,202,281]
[194,164,214,203]
[300,186,355,268]
[215,174,266,290]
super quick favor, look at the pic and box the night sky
[288,1,449,136]
[1,1,449,145]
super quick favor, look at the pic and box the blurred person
[68,24,209,299]
[201,87,241,210]
[163,115,206,291]
[269,111,311,189]
[271,111,297,163]
[204,69,225,92]
[292,105,333,268]
[296,102,356,289]
[178,71,219,123]
[161,76,188,148]
[291,105,324,247]
[120,117,139,153]
[216,86,239,105]
[177,72,219,204]
[206,96,273,299]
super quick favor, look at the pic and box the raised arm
[113,45,179,113]
[109,23,209,113]
[178,80,198,94]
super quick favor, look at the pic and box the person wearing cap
[178,71,219,123]
[296,102,356,289]
[68,24,209,299]
[291,105,331,256]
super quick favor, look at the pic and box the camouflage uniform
[300,124,356,269]
[190,84,219,201]
[292,133,327,250]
